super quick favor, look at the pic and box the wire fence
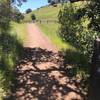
[24,19,59,23]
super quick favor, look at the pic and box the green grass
[24,1,86,21]
[0,22,27,99]
[24,4,62,22]
[25,3,74,50]
[38,22,75,50]
[10,22,27,43]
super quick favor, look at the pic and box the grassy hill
[24,1,86,22]
[24,4,62,22]
[0,22,27,99]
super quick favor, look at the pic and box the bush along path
[7,23,87,100]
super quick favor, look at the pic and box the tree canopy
[26,8,32,14]
[58,0,100,63]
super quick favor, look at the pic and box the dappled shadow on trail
[7,48,87,100]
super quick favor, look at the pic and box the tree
[58,1,100,98]
[31,14,36,22]
[11,7,24,22]
[76,0,100,99]
[0,0,23,95]
[58,2,98,62]
[26,8,32,14]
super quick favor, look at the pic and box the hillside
[24,1,86,22]
[24,4,62,22]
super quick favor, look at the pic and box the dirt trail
[8,23,85,100]
[24,23,57,52]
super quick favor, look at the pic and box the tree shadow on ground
[61,49,90,74]
[5,48,88,100]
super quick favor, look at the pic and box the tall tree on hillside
[11,7,24,22]
[0,0,11,32]
[11,0,27,6]
[76,0,100,33]
[26,8,32,14]
[59,1,100,99]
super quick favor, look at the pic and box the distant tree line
[48,0,82,4]
[0,0,23,97]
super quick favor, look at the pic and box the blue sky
[18,0,48,13]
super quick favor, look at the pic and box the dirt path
[24,23,57,52]
[8,23,86,100]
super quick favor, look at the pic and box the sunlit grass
[10,22,27,43]
[0,22,27,99]
[24,4,62,22]
[38,22,75,50]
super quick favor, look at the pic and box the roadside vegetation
[0,22,26,99]
[0,1,27,99]
[11,22,27,43]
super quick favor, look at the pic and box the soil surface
[8,23,86,100]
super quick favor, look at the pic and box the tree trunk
[88,38,100,100]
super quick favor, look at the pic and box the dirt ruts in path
[24,23,57,52]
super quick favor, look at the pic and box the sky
[17,0,48,13]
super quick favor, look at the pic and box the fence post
[88,38,100,100]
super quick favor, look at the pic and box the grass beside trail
[24,4,62,22]
[11,22,27,43]
[0,22,27,99]
[38,22,75,50]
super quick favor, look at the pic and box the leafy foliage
[58,2,98,62]
[11,7,24,22]
[11,0,27,6]
[0,0,23,98]
[0,0,11,32]
[31,13,36,21]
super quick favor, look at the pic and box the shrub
[31,14,36,22]
[58,3,98,62]
[26,8,32,14]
